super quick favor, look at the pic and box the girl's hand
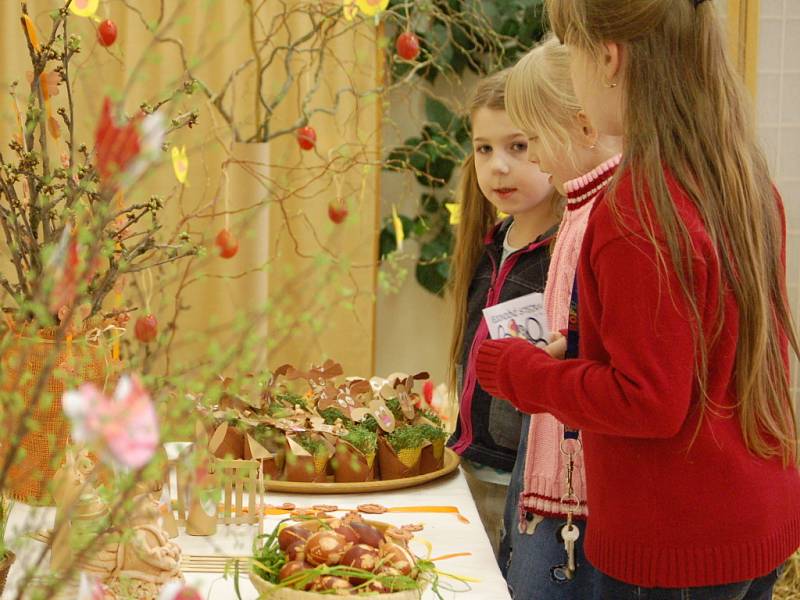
[544,332,566,359]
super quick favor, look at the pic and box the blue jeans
[498,414,599,599]
[595,566,783,600]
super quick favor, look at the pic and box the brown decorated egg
[278,560,313,588]
[305,530,349,566]
[334,525,360,545]
[350,522,383,548]
[286,540,306,562]
[310,576,353,593]
[278,523,313,551]
[341,543,379,572]
[379,542,416,576]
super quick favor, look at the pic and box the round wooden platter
[264,448,460,494]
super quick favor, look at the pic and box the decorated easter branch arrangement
[250,512,447,598]
[198,361,452,487]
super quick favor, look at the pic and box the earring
[604,80,617,89]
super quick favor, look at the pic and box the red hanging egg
[215,228,239,259]
[396,32,420,61]
[327,200,348,224]
[97,19,118,47]
[135,314,158,343]
[297,126,317,151]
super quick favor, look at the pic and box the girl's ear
[601,41,623,84]
[576,110,599,148]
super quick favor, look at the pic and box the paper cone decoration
[185,467,218,536]
[419,438,445,474]
[332,440,376,483]
[243,433,283,479]
[377,436,421,481]
[284,436,330,483]
[208,420,245,459]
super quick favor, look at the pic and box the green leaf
[421,194,439,213]
[379,226,397,258]
[416,261,448,296]
[424,96,454,130]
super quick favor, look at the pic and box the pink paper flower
[158,581,202,600]
[63,374,160,470]
[77,573,112,600]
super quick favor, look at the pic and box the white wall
[757,0,800,403]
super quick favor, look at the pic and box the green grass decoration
[416,423,447,443]
[295,433,328,457]
[386,425,429,451]
[273,391,308,410]
[341,424,378,455]
[385,397,405,421]
[252,424,284,448]
[319,406,350,425]
[252,518,289,584]
[361,414,380,433]
[417,407,443,427]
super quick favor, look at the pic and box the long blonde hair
[447,71,559,396]
[506,34,582,164]
[547,0,800,463]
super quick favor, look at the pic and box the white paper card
[482,292,550,346]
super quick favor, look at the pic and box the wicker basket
[250,520,428,599]
[774,550,800,600]
[0,322,113,503]
[249,570,426,600]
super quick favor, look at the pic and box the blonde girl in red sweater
[476,1,800,598]
[496,34,622,599]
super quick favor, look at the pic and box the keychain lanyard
[552,276,582,583]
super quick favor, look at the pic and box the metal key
[550,562,572,582]
[561,522,580,574]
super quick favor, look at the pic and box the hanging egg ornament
[215,228,239,259]
[328,200,348,224]
[134,314,158,343]
[396,31,420,61]
[97,19,118,47]
[297,126,317,151]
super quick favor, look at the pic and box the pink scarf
[520,154,622,524]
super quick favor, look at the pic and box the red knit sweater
[475,169,800,588]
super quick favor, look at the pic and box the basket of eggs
[250,512,431,598]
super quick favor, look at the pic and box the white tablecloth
[2,468,511,600]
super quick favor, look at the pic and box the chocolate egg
[305,530,349,566]
[350,522,383,548]
[278,523,313,551]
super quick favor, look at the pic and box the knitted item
[476,170,800,587]
[522,154,621,522]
